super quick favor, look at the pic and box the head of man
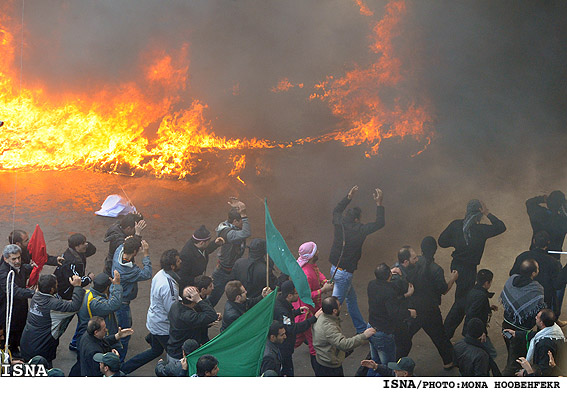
[298,241,318,265]
[8,230,29,251]
[160,249,181,272]
[374,263,392,282]
[268,321,287,344]
[397,246,417,268]
[192,225,212,250]
[466,199,483,223]
[228,208,243,229]
[94,352,121,376]
[3,244,22,270]
[87,316,107,340]
[532,231,551,250]
[181,286,199,306]
[420,236,438,261]
[196,354,219,377]
[93,273,112,294]
[38,274,57,295]
[225,280,247,303]
[547,191,566,213]
[68,233,88,254]
[536,309,556,331]
[344,206,362,223]
[123,236,142,258]
[120,213,143,236]
[519,259,539,280]
[466,318,485,341]
[387,357,415,377]
[281,280,299,303]
[182,339,200,357]
[476,269,493,290]
[194,275,214,298]
[321,296,340,317]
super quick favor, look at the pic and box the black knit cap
[466,318,485,339]
[193,225,211,242]
[93,273,112,291]
[281,280,296,297]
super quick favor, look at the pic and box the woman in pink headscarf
[293,241,334,368]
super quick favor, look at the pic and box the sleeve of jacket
[526,196,547,224]
[155,359,185,377]
[478,213,507,239]
[45,255,61,267]
[226,218,251,243]
[361,205,385,236]
[374,363,396,377]
[90,284,123,315]
[161,280,178,315]
[473,352,490,376]
[327,326,366,352]
[465,293,489,329]
[260,353,278,375]
[131,255,152,282]
[332,196,351,225]
[292,316,317,335]
[206,240,221,254]
[0,268,34,299]
[179,300,218,327]
[438,221,456,248]
[52,286,86,312]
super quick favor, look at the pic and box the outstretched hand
[347,185,359,200]
[373,188,383,206]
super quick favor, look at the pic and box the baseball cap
[93,352,121,372]
[388,357,415,373]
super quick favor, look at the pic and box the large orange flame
[0,0,431,181]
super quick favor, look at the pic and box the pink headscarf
[297,241,318,267]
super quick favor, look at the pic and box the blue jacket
[111,244,152,303]
[77,284,123,339]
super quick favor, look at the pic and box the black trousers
[409,305,454,365]
[313,359,344,377]
[394,322,412,359]
[444,264,477,339]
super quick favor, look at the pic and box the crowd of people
[1,187,567,377]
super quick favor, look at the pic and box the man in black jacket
[178,225,224,290]
[273,280,320,376]
[221,280,271,331]
[510,231,567,319]
[78,316,133,376]
[103,213,145,275]
[166,286,218,362]
[407,237,458,370]
[439,199,506,339]
[260,321,286,376]
[367,264,416,376]
[0,244,35,356]
[463,269,497,359]
[20,274,85,367]
[232,238,276,298]
[330,185,385,334]
[454,318,499,376]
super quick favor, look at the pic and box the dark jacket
[76,285,123,341]
[526,196,567,256]
[0,258,34,332]
[273,294,316,356]
[329,196,385,273]
[232,239,276,298]
[167,300,217,359]
[409,256,448,308]
[79,330,120,377]
[55,243,97,300]
[221,295,263,332]
[516,331,563,377]
[215,218,251,270]
[155,358,187,377]
[510,249,566,311]
[463,284,492,336]
[20,286,85,362]
[454,337,490,376]
[367,279,410,334]
[261,340,283,376]
[178,239,220,289]
[438,213,506,268]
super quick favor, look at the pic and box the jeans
[367,326,396,377]
[69,317,82,348]
[121,333,169,374]
[330,265,367,333]
[116,303,132,362]
[209,267,234,307]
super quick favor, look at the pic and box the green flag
[186,289,277,376]
[264,199,314,307]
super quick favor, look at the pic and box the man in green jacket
[312,296,375,376]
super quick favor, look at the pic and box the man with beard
[260,321,287,376]
[102,213,146,275]
[0,244,35,356]
[178,225,224,290]
[232,238,277,298]
[221,280,271,331]
[8,230,63,267]
[329,185,385,334]
[439,199,506,339]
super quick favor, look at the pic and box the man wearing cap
[274,280,321,376]
[209,198,251,307]
[179,225,224,290]
[94,351,125,377]
[361,357,416,377]
[121,249,182,374]
[329,186,385,334]
[454,318,500,376]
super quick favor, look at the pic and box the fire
[0,0,431,181]
[298,0,432,156]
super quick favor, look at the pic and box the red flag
[27,224,48,287]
